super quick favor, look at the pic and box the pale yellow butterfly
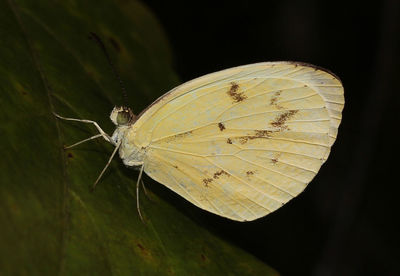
[55,62,344,222]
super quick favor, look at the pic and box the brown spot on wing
[239,137,249,144]
[172,165,179,169]
[227,138,232,144]
[237,130,273,144]
[270,90,284,109]
[218,122,225,131]
[270,90,281,105]
[254,130,272,138]
[230,82,239,92]
[271,153,281,164]
[246,171,254,176]
[203,178,213,187]
[271,110,298,130]
[227,82,247,102]
[213,170,229,179]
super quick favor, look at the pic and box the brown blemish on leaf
[203,178,213,187]
[137,242,145,250]
[108,37,121,52]
[227,138,232,144]
[271,110,298,130]
[137,242,152,259]
[200,252,210,264]
[218,122,225,131]
[213,170,229,179]
[227,82,247,102]
[166,268,175,276]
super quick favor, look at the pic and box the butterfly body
[111,62,343,221]
[58,62,344,221]
[109,126,142,167]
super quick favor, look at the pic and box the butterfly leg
[53,112,115,145]
[64,134,103,149]
[136,164,145,222]
[91,141,121,191]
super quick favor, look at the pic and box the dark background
[143,1,399,275]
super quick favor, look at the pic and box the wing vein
[205,158,276,210]
[234,155,308,184]
[228,136,330,148]
[237,148,323,160]
[252,157,320,174]
[151,152,248,220]
[150,152,220,212]
[282,66,306,76]
[149,71,272,137]
[169,135,330,148]
[313,85,343,87]
[214,85,310,121]
[148,146,206,157]
[150,79,322,143]
[151,107,327,144]
[148,145,324,161]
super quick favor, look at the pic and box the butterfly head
[110,106,135,126]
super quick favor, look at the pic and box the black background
[144,1,399,275]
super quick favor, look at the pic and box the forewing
[132,62,344,221]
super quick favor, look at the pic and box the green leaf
[0,0,278,275]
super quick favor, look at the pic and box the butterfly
[55,62,344,222]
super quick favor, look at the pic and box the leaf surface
[0,0,278,275]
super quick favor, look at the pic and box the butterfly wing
[131,62,344,221]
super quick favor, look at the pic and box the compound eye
[116,110,131,125]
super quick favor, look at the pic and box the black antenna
[88,32,129,106]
